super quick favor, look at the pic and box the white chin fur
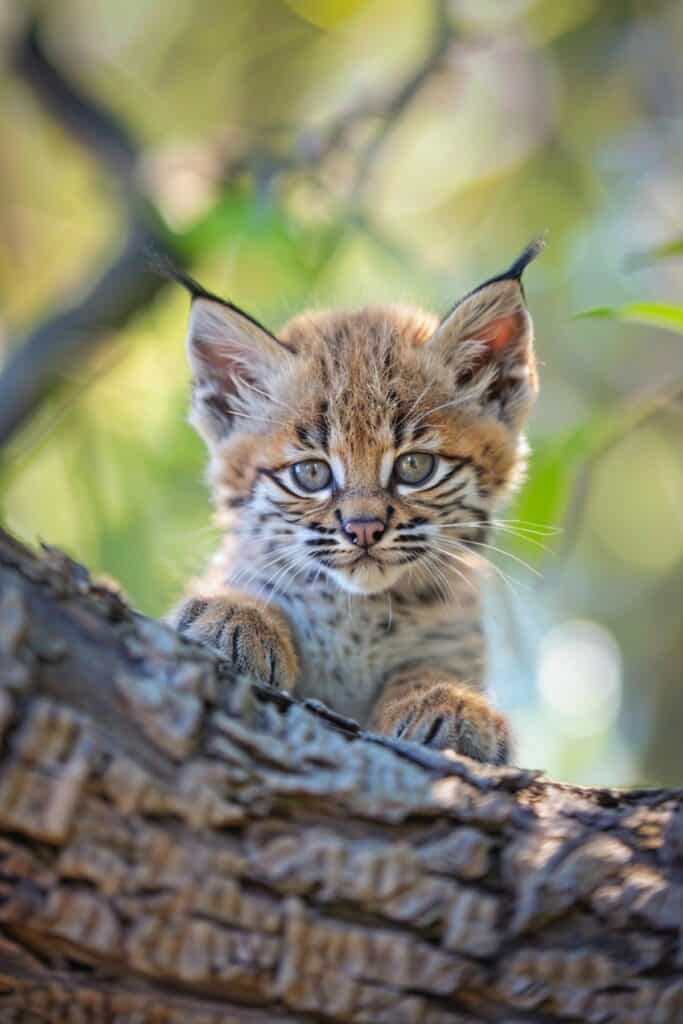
[326,560,406,596]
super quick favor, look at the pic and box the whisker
[430,542,526,596]
[491,526,551,552]
[259,550,313,609]
[426,546,479,595]
[437,520,552,553]
[443,536,542,577]
[493,518,562,536]
[435,531,532,574]
[437,516,561,538]
[408,554,451,605]
[440,520,557,552]
[230,541,313,593]
[311,560,327,588]
[426,554,463,603]
[230,550,292,592]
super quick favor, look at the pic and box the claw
[423,715,444,746]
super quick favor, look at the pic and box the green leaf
[576,302,683,334]
[509,417,605,558]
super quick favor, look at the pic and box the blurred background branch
[0,0,682,786]
[348,0,452,198]
[0,19,183,446]
[14,21,139,185]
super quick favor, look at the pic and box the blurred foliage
[579,302,683,332]
[0,0,682,785]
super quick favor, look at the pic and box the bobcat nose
[342,517,386,548]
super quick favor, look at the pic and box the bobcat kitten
[170,241,543,763]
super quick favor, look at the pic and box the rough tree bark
[0,527,682,1023]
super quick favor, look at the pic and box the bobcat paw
[175,597,298,690]
[373,681,509,764]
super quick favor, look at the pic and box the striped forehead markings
[293,399,330,452]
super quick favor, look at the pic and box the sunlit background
[1,0,682,785]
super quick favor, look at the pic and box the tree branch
[0,223,173,448]
[349,0,452,200]
[1,525,682,1022]
[0,20,182,449]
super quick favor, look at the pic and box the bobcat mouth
[317,545,418,594]
[322,548,383,569]
[351,551,382,567]
[340,546,427,573]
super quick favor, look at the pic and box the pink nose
[342,517,386,548]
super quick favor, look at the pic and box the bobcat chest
[277,581,483,726]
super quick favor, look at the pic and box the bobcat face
[180,244,540,598]
[260,441,491,597]
[237,325,518,596]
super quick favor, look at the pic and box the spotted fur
[169,242,543,764]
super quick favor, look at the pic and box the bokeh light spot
[536,620,622,738]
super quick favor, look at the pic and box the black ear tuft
[146,246,278,340]
[145,245,209,300]
[443,235,546,323]
[495,235,546,284]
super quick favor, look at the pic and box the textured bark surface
[0,527,682,1023]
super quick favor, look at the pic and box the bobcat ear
[186,295,293,444]
[428,238,544,428]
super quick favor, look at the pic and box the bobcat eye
[394,452,435,486]
[291,459,332,493]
